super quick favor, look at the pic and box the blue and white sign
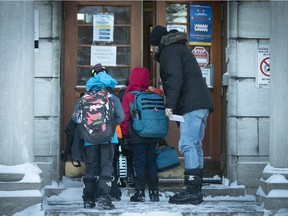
[93,14,114,42]
[189,4,212,46]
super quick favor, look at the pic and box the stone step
[44,184,246,201]
[161,184,246,197]
[0,163,43,215]
[45,202,264,216]
[0,190,42,216]
[44,192,263,216]
[45,177,246,198]
[44,186,262,216]
[0,181,42,191]
[0,163,42,191]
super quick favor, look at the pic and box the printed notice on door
[90,46,116,66]
[93,14,114,42]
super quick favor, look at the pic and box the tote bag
[156,139,180,172]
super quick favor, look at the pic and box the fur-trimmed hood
[161,32,188,46]
[154,32,188,62]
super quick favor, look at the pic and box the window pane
[105,6,130,24]
[78,26,93,44]
[77,47,90,65]
[77,67,92,86]
[166,3,187,23]
[76,5,131,86]
[77,67,130,86]
[107,67,130,85]
[77,6,103,24]
[117,47,130,65]
[114,26,130,44]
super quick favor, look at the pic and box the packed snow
[1,163,288,216]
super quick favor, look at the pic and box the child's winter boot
[96,175,115,210]
[149,189,159,202]
[148,178,159,202]
[97,195,115,210]
[82,176,97,209]
[130,189,145,202]
[130,178,145,202]
[110,174,121,201]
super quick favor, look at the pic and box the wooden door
[62,2,141,174]
[62,1,223,180]
[155,1,223,179]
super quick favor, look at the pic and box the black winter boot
[110,175,121,201]
[148,178,159,202]
[149,190,159,202]
[199,168,204,192]
[82,176,97,209]
[97,194,115,210]
[130,189,145,202]
[130,178,145,202]
[169,169,203,205]
[96,175,115,210]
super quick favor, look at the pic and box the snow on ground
[1,163,288,216]
[12,176,288,216]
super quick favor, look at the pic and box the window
[76,5,131,86]
[166,3,188,32]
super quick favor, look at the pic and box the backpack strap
[129,90,140,95]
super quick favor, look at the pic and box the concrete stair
[43,177,266,216]
[0,164,43,216]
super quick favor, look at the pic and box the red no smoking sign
[192,46,209,68]
[260,57,270,77]
[257,46,270,88]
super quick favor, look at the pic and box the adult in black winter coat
[150,25,213,205]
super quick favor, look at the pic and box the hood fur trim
[161,32,188,46]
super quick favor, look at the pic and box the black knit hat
[149,25,168,46]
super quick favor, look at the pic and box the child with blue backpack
[120,67,165,202]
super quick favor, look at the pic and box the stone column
[0,1,35,165]
[256,1,288,210]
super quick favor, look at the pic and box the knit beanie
[90,63,106,76]
[149,25,168,46]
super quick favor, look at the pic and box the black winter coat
[156,32,214,115]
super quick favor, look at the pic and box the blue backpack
[130,91,169,138]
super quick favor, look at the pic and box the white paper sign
[90,46,116,66]
[201,67,211,88]
[167,24,187,33]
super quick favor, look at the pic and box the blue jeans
[179,109,209,170]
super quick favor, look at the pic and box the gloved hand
[165,108,173,117]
